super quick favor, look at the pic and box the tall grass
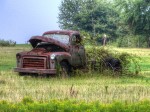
[0,71,150,103]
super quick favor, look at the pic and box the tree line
[58,0,150,47]
[0,39,16,47]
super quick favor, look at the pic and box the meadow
[0,45,150,105]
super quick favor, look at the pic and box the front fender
[54,52,71,64]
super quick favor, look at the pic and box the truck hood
[29,36,69,51]
[18,48,69,57]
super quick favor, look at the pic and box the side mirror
[71,36,77,45]
[71,35,82,45]
[72,37,76,42]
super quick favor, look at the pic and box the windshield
[43,34,69,44]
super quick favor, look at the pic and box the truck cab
[14,30,86,77]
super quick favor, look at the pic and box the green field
[0,45,150,105]
[0,99,150,112]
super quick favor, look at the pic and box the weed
[0,99,150,112]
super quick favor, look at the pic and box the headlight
[50,54,55,60]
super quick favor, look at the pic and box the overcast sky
[0,0,62,43]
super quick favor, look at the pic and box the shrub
[0,39,16,47]
[86,46,140,76]
[117,35,147,48]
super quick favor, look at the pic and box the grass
[114,48,150,72]
[0,45,150,103]
[0,45,31,71]
[0,99,150,112]
[0,71,150,103]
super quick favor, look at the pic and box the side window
[72,34,81,45]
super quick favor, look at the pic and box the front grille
[22,57,46,69]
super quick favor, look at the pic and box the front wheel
[18,72,26,76]
[59,61,71,78]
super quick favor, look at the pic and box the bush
[0,99,150,112]
[86,46,140,76]
[0,39,16,47]
[117,35,147,48]
[80,30,93,45]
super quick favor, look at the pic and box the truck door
[70,34,86,67]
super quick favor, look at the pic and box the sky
[0,0,62,44]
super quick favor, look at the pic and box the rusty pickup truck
[14,30,87,77]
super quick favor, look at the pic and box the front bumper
[14,67,57,74]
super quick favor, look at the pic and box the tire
[18,72,38,77]
[19,72,25,76]
[60,61,71,78]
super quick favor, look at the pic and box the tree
[58,0,119,40]
[58,0,83,30]
[115,0,150,46]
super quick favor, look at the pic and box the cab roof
[43,30,80,36]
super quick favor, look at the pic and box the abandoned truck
[14,30,87,77]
